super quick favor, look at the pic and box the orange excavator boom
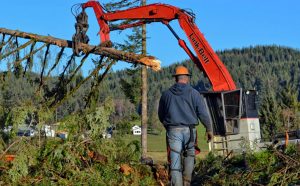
[81,1,236,91]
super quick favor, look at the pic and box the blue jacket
[158,83,212,131]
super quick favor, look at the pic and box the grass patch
[120,124,209,163]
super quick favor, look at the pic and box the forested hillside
[1,45,299,138]
[106,45,300,100]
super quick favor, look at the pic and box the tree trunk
[141,0,148,159]
[0,27,160,71]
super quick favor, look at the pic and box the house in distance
[131,125,141,135]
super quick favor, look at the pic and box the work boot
[183,176,191,186]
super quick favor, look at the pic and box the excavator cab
[202,89,242,136]
[204,90,261,154]
[202,89,259,136]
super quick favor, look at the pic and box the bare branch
[49,57,111,110]
[14,42,47,72]
[85,57,115,108]
[65,47,95,86]
[0,39,34,60]
[60,54,75,80]
[39,44,51,89]
[46,47,65,78]
[0,35,13,53]
[23,41,37,76]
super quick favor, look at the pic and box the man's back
[159,83,212,131]
[159,83,198,127]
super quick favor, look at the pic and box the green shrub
[193,146,300,185]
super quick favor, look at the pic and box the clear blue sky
[1,0,299,72]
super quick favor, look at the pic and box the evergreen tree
[104,0,143,110]
[120,69,141,107]
[279,83,300,130]
[259,94,283,140]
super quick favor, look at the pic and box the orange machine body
[82,1,236,91]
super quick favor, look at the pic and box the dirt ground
[147,151,210,185]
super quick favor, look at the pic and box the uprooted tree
[0,27,160,110]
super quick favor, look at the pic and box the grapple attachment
[72,9,89,56]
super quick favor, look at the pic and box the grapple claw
[72,9,89,56]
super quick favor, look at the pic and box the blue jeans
[166,127,196,186]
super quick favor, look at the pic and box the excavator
[72,0,262,154]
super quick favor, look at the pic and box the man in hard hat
[158,65,213,186]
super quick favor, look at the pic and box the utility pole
[141,0,148,159]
